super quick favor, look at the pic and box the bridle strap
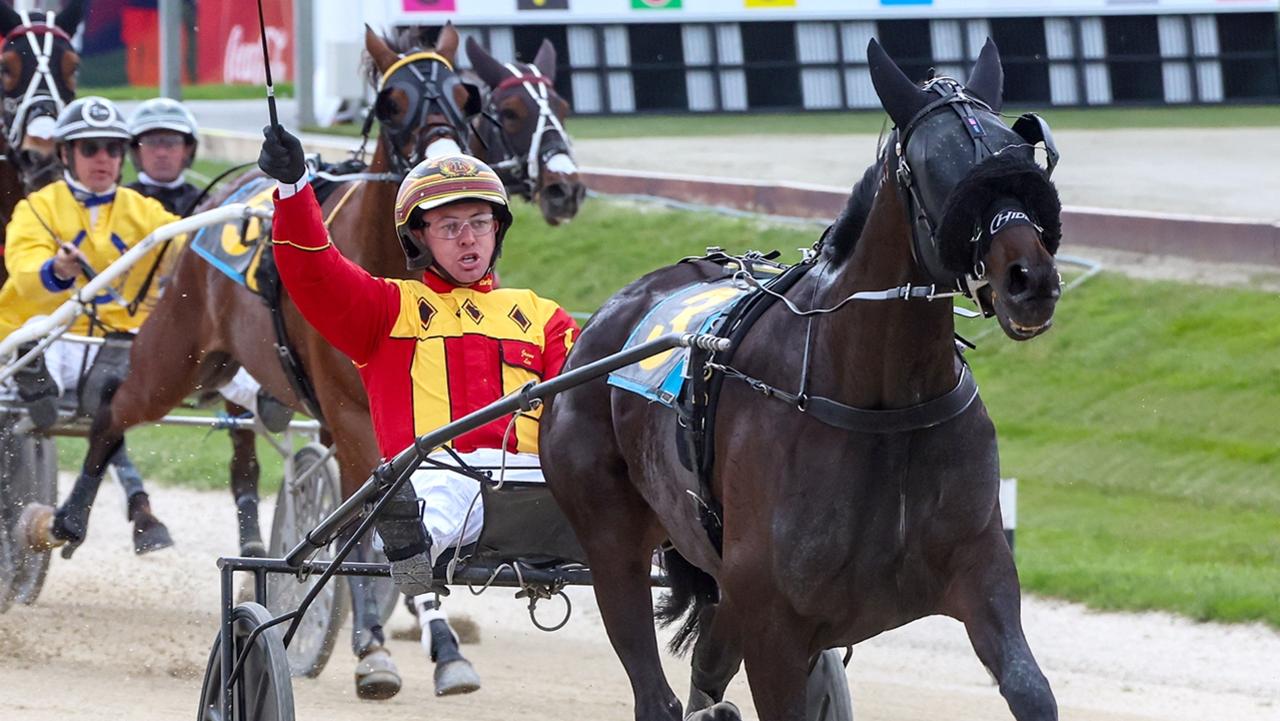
[379,50,452,90]
[497,62,576,185]
[5,11,69,148]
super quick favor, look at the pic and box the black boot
[235,494,265,557]
[13,344,60,431]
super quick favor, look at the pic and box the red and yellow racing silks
[270,184,577,460]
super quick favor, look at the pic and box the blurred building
[331,0,1280,113]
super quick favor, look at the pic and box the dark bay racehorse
[465,36,585,224]
[0,1,85,286]
[542,39,1062,721]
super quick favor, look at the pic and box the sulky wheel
[197,602,295,721]
[0,417,57,611]
[265,443,347,678]
[805,648,854,721]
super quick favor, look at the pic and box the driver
[0,96,180,551]
[258,123,577,692]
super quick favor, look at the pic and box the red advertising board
[197,0,294,84]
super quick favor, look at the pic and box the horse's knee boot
[235,494,265,557]
[354,644,402,701]
[127,491,174,555]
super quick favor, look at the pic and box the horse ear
[532,38,557,83]
[867,38,930,129]
[466,35,507,88]
[435,21,458,65]
[965,38,1004,112]
[0,3,22,35]
[364,25,399,77]
[54,0,87,35]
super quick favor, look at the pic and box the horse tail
[654,548,719,656]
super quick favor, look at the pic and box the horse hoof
[355,647,402,700]
[239,540,267,558]
[19,504,63,552]
[434,657,481,696]
[133,520,174,555]
[685,701,742,721]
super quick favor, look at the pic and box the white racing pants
[403,447,544,564]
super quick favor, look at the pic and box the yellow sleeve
[4,196,69,301]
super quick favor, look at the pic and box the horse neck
[332,138,408,279]
[811,175,958,409]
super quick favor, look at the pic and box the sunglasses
[75,140,126,159]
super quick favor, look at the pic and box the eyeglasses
[137,134,187,150]
[426,214,495,240]
[75,140,126,159]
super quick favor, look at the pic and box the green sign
[632,0,682,9]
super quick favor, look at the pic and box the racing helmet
[53,96,131,144]
[393,154,512,271]
[128,97,199,169]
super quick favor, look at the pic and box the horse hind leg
[944,525,1057,720]
[411,592,481,696]
[672,553,745,721]
[545,450,681,721]
[346,532,402,700]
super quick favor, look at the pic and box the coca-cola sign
[197,0,294,85]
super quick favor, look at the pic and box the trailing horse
[541,39,1062,721]
[466,36,585,225]
[0,1,85,286]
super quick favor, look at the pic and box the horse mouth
[1003,317,1053,340]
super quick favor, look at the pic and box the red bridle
[2,23,71,49]
[494,74,550,93]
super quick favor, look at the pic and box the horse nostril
[543,182,569,202]
[1007,264,1030,298]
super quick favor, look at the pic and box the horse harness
[364,50,477,176]
[674,250,982,553]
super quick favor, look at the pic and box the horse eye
[500,108,518,121]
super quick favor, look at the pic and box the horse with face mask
[0,0,84,286]
[465,37,585,225]
[540,39,1061,721]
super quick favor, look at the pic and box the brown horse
[541,39,1062,721]
[0,1,85,286]
[27,25,478,699]
[465,36,585,225]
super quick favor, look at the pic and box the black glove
[258,124,306,184]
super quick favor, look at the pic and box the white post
[295,0,315,128]
[159,0,183,99]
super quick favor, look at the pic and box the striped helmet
[393,154,512,271]
[53,96,131,143]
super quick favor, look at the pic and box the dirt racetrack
[1,481,1277,721]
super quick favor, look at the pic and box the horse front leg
[944,523,1057,721]
[737,599,811,721]
[346,530,402,700]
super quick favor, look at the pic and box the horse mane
[820,159,882,264]
[361,27,433,88]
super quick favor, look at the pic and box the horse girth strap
[254,248,327,426]
[709,360,979,434]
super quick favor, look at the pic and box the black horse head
[868,37,1062,339]
[363,22,479,176]
[466,36,585,225]
[0,0,85,192]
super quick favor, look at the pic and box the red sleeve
[541,306,579,379]
[271,184,399,365]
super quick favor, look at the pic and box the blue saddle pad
[189,177,276,290]
[607,279,752,407]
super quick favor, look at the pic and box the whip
[256,0,279,129]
